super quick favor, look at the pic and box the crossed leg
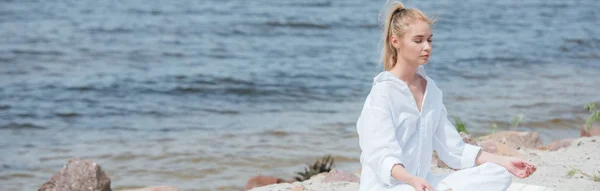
[384,162,512,191]
[433,162,512,191]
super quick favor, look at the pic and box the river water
[1,0,599,190]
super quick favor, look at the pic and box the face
[391,20,432,66]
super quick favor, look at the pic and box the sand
[250,137,600,191]
[510,137,600,191]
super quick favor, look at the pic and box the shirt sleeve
[357,101,404,186]
[432,105,481,169]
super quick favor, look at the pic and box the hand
[503,157,537,178]
[407,176,436,191]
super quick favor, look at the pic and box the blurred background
[1,0,598,190]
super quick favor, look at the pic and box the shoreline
[3,127,597,191]
[248,136,600,191]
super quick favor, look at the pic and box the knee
[481,162,512,182]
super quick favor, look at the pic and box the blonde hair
[380,1,434,71]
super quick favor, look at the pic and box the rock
[538,139,574,151]
[248,170,361,191]
[119,186,178,191]
[243,175,288,191]
[39,172,60,191]
[321,169,359,183]
[477,131,545,157]
[460,132,478,146]
[478,131,543,150]
[39,158,111,191]
[580,124,600,137]
[494,142,524,157]
[477,140,497,153]
[478,140,523,157]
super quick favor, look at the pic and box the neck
[389,59,420,85]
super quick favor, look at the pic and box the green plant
[452,116,468,133]
[587,102,600,111]
[294,155,334,181]
[491,123,499,134]
[566,167,582,177]
[488,113,524,133]
[585,102,600,133]
[512,112,525,129]
[566,167,600,182]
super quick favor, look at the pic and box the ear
[390,35,401,49]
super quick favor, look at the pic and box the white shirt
[357,66,481,190]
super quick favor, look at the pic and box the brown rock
[477,139,498,153]
[39,158,111,191]
[243,176,288,191]
[478,140,523,157]
[460,132,478,146]
[495,142,523,157]
[322,169,359,183]
[581,124,600,137]
[538,138,574,151]
[478,131,543,150]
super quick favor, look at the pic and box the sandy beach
[249,136,600,191]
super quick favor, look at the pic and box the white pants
[387,162,512,191]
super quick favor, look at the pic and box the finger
[527,164,536,175]
[525,166,532,175]
[514,161,526,168]
[523,161,535,168]
[425,183,436,191]
[519,160,529,167]
[412,184,424,191]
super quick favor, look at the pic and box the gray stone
[39,158,112,191]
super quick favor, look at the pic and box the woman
[356,1,537,191]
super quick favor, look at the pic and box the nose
[424,41,431,52]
